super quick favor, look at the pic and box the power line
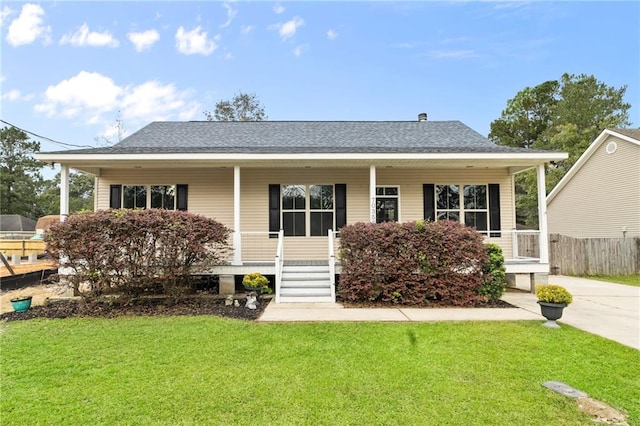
[0,119,95,149]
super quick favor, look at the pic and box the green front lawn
[580,274,640,287]
[2,317,639,425]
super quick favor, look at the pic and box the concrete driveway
[502,275,640,350]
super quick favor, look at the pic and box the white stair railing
[328,228,336,303]
[274,229,284,303]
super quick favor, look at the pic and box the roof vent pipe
[418,113,427,122]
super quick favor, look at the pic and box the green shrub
[242,272,271,294]
[478,243,506,303]
[45,209,231,301]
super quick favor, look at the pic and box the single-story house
[37,116,567,302]
[547,128,640,239]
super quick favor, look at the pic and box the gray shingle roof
[612,128,640,141]
[47,120,551,155]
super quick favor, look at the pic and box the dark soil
[340,299,516,309]
[0,295,270,322]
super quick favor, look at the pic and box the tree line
[1,80,632,226]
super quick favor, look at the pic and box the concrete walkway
[259,275,640,350]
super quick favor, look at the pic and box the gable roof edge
[547,128,639,204]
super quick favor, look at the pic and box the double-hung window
[122,185,177,210]
[282,184,334,236]
[376,186,399,223]
[436,184,488,232]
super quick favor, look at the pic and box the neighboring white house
[37,116,567,301]
[547,128,640,239]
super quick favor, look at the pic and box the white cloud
[34,71,201,126]
[429,49,479,59]
[35,71,122,119]
[121,81,199,122]
[274,4,285,14]
[2,89,25,101]
[6,3,51,46]
[128,29,160,52]
[1,6,13,27]
[220,2,237,28]
[292,44,309,57]
[241,25,253,35]
[60,23,119,47]
[175,26,217,55]
[276,16,303,40]
[327,29,338,40]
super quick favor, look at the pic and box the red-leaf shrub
[45,209,231,301]
[338,220,489,306]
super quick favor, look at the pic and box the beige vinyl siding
[377,168,515,258]
[548,136,640,238]
[96,168,234,227]
[240,168,370,261]
[96,167,517,261]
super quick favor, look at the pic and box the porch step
[278,264,334,303]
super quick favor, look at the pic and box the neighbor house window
[282,184,334,236]
[376,186,399,223]
[436,184,488,232]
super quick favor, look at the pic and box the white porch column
[536,164,549,264]
[369,165,377,223]
[60,165,69,222]
[232,166,242,265]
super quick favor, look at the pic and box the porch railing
[328,229,336,302]
[274,230,284,303]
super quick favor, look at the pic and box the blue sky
[1,1,638,158]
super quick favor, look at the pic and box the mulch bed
[340,299,516,309]
[0,295,270,322]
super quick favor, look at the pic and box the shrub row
[337,220,505,306]
[45,209,231,301]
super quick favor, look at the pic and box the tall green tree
[489,73,631,227]
[204,92,267,121]
[38,171,95,215]
[0,126,45,219]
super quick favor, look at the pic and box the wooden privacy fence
[549,234,640,276]
[0,239,46,257]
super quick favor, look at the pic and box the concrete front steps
[278,264,334,303]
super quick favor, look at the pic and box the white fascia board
[546,129,623,204]
[36,151,569,163]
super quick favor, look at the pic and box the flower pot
[537,301,566,328]
[10,296,33,313]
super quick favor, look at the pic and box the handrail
[274,229,284,303]
[328,229,336,303]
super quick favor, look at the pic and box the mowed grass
[580,274,640,287]
[2,317,639,425]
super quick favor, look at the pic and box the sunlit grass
[579,274,640,287]
[2,317,639,425]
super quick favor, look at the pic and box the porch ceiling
[40,152,567,175]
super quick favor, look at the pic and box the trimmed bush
[45,209,231,301]
[338,220,489,306]
[478,243,507,303]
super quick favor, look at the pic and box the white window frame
[122,184,177,210]
[435,183,489,232]
[375,185,400,223]
[281,184,335,237]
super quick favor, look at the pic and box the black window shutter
[423,184,435,221]
[335,183,347,230]
[176,184,188,211]
[269,184,280,238]
[488,183,501,237]
[110,185,122,209]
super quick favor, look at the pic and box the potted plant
[242,272,271,295]
[535,284,573,328]
[10,294,33,313]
